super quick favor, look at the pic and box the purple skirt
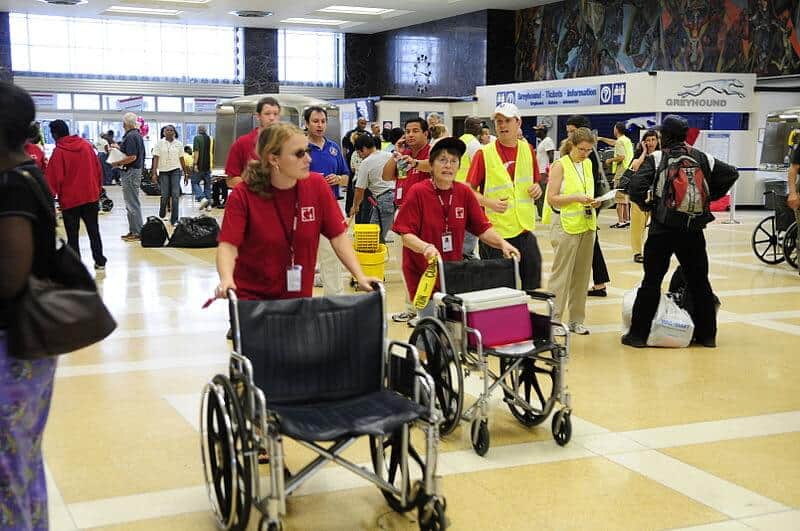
[0,331,57,531]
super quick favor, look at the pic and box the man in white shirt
[534,124,555,217]
[350,135,395,243]
[151,124,188,225]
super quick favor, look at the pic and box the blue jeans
[370,190,396,243]
[158,169,182,225]
[192,170,212,202]
[120,168,143,235]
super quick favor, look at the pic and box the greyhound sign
[657,72,755,112]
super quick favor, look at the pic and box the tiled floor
[43,188,800,530]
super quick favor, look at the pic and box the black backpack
[651,147,713,230]
[168,216,220,248]
[140,216,168,247]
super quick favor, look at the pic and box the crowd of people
[0,80,754,529]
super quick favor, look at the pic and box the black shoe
[621,334,647,348]
[693,337,716,348]
[226,327,233,341]
[587,288,607,297]
[633,254,644,264]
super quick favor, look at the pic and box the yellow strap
[413,257,438,310]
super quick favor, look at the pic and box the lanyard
[568,157,589,194]
[432,182,453,231]
[273,187,299,266]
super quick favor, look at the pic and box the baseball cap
[657,114,689,137]
[493,103,521,120]
[428,137,467,162]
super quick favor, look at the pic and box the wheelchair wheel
[552,408,572,447]
[470,419,490,456]
[783,223,798,269]
[369,430,425,513]
[418,497,447,531]
[499,358,558,427]
[409,318,463,436]
[200,375,253,531]
[752,216,785,264]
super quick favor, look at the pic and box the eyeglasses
[292,147,312,158]
[434,157,460,167]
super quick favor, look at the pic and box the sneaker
[199,198,209,210]
[407,316,420,328]
[569,323,590,335]
[621,334,647,348]
[391,311,416,323]
[94,264,106,271]
[609,223,622,229]
[620,221,631,228]
[206,206,212,212]
[552,325,567,337]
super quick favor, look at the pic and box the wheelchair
[408,257,572,457]
[200,285,447,530]
[752,191,798,269]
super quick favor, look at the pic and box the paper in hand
[595,188,621,203]
[106,147,126,165]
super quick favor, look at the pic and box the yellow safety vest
[482,140,536,238]
[542,155,596,234]
[455,133,476,183]
[612,135,634,174]
[381,141,391,151]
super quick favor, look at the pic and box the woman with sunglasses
[215,123,377,301]
[393,137,518,324]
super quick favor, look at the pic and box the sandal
[391,311,416,323]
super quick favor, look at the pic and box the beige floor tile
[663,433,800,508]
[87,511,219,531]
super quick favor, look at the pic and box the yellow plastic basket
[355,244,388,280]
[354,223,380,253]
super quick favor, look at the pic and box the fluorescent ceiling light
[318,5,394,15]
[107,5,182,14]
[281,17,349,25]
[147,0,209,4]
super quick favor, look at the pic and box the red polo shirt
[392,180,492,299]
[224,128,260,178]
[219,172,347,300]
[395,144,431,207]
[467,141,540,192]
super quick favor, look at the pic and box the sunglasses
[291,147,312,159]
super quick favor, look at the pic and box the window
[157,97,183,112]
[73,94,100,110]
[278,29,344,86]
[10,14,239,82]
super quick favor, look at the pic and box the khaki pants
[548,218,596,325]
[318,236,344,296]
[630,203,650,256]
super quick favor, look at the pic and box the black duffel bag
[168,216,219,248]
[140,169,160,196]
[140,216,168,247]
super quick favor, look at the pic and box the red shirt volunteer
[393,179,491,299]
[24,143,47,172]
[224,128,260,178]
[467,141,540,191]
[219,172,347,299]
[395,143,431,207]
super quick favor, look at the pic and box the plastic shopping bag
[647,293,694,348]
[621,288,637,335]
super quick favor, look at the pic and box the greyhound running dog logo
[677,79,746,99]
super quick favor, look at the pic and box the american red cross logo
[455,207,465,219]
[301,207,316,222]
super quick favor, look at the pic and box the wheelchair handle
[441,294,463,306]
[227,288,238,302]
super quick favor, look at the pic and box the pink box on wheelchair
[457,287,532,347]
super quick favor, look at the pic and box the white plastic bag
[647,293,694,348]
[621,288,694,348]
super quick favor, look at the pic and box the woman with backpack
[622,115,739,349]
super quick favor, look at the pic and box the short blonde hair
[560,127,595,157]
[122,112,138,128]
[242,122,305,199]
[430,124,447,140]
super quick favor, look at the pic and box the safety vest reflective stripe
[556,155,596,234]
[482,140,536,238]
[455,133,476,183]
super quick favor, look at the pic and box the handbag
[8,169,117,360]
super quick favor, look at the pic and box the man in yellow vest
[457,116,484,259]
[468,103,543,289]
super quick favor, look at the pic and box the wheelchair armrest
[441,294,463,306]
[526,289,556,301]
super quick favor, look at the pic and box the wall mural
[516,0,800,81]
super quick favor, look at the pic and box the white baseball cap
[493,102,521,119]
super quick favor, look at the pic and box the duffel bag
[167,216,219,248]
[140,216,168,247]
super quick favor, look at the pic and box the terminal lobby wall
[515,0,800,81]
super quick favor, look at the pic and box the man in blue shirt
[305,106,350,295]
[110,112,146,241]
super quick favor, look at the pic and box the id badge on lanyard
[286,264,302,292]
[441,232,453,252]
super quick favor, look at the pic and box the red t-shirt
[24,143,47,172]
[392,180,492,299]
[219,172,347,300]
[395,144,431,207]
[224,128,260,178]
[467,141,540,192]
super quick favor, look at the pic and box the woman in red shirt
[392,138,518,320]
[215,123,377,300]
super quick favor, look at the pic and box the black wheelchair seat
[272,389,426,442]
